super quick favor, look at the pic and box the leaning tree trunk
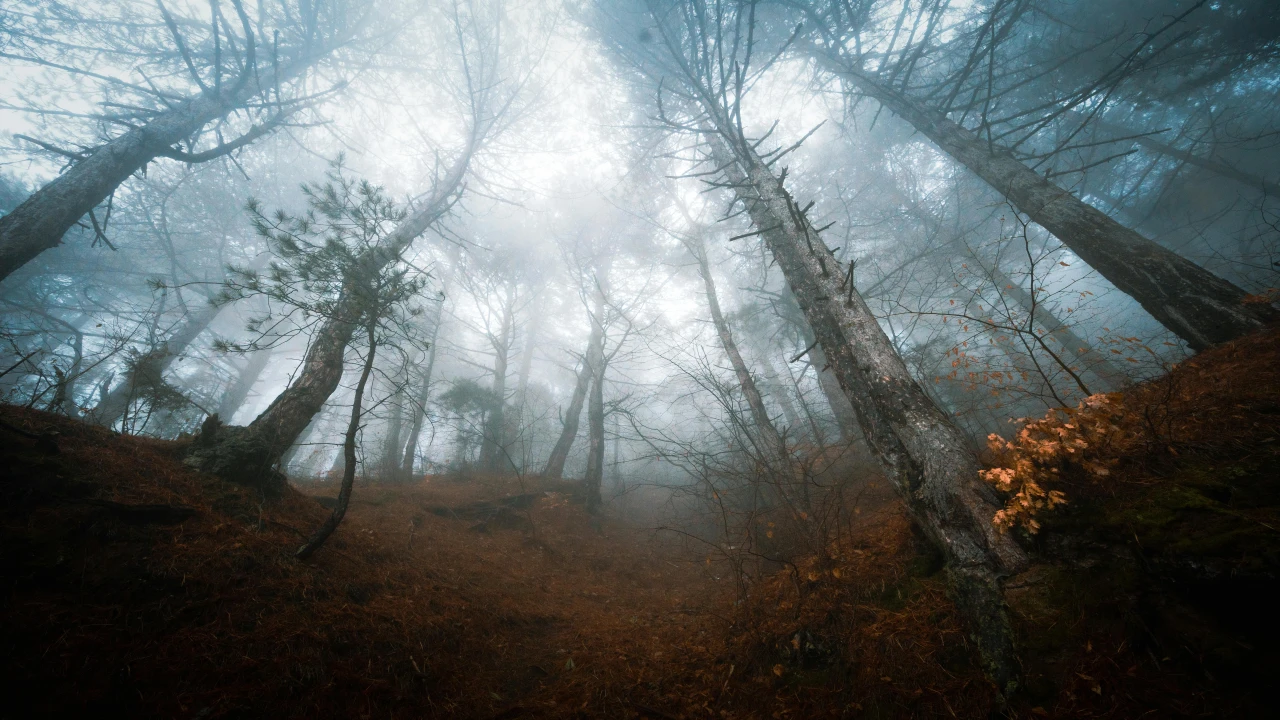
[761,356,804,439]
[295,324,378,560]
[542,356,592,479]
[814,57,1275,351]
[542,301,604,479]
[100,255,272,426]
[185,149,473,491]
[689,231,787,458]
[707,131,1027,693]
[0,51,310,284]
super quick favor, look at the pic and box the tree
[798,2,1275,350]
[293,320,378,560]
[184,0,522,488]
[0,0,370,282]
[541,322,600,479]
[187,160,432,490]
[679,224,787,461]
[287,185,428,559]
[455,252,533,474]
[598,0,1026,691]
[398,288,447,479]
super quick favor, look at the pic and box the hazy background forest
[1,0,1278,717]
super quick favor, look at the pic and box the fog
[2,1,1279,702]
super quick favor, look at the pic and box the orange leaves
[982,394,1127,533]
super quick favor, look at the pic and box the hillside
[2,328,1279,719]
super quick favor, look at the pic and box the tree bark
[707,132,1026,692]
[0,46,313,284]
[296,324,378,560]
[815,56,1275,350]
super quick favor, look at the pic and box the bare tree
[798,2,1275,350]
[0,0,371,281]
[541,317,601,479]
[599,0,1026,691]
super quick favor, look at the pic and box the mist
[2,1,1278,716]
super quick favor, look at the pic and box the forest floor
[2,328,1279,719]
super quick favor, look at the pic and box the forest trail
[3,326,1280,718]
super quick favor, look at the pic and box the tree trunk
[688,232,787,457]
[37,310,88,418]
[216,349,273,420]
[400,306,444,479]
[0,74,290,283]
[296,325,378,560]
[481,287,515,473]
[761,356,803,438]
[243,299,360,475]
[542,357,591,479]
[708,132,1026,692]
[512,311,540,471]
[781,357,829,446]
[816,58,1275,351]
[583,337,606,514]
[381,380,406,479]
[542,301,604,479]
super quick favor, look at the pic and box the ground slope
[2,326,1278,719]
